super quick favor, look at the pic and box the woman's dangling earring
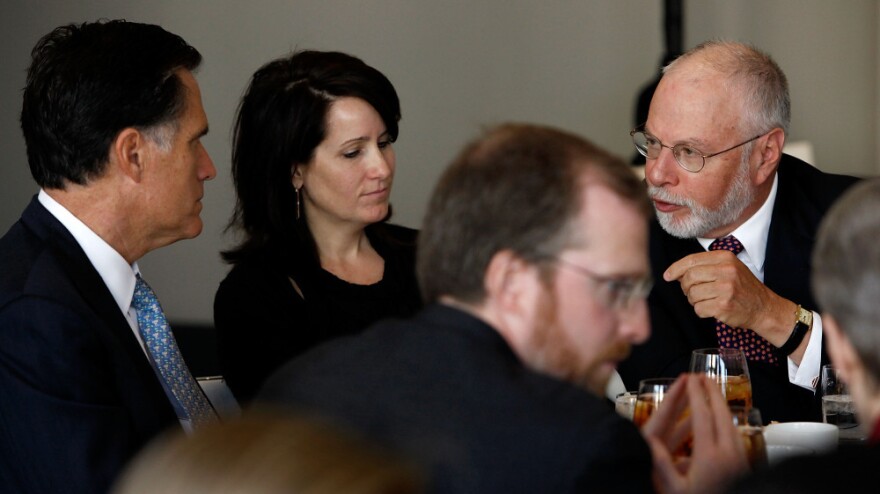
[294,186,302,220]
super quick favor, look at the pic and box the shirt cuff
[787,311,822,391]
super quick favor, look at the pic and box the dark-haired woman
[214,51,421,403]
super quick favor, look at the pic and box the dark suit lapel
[21,199,170,404]
[649,221,705,276]
[764,164,820,310]
[650,223,719,347]
[631,221,719,375]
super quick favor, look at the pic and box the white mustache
[647,185,693,209]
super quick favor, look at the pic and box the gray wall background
[1,0,877,324]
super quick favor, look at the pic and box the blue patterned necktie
[132,275,216,427]
[709,235,778,364]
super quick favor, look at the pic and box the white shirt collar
[38,190,139,313]
[697,172,778,279]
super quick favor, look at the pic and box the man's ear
[481,249,546,358]
[754,127,784,185]
[111,128,148,182]
[484,250,541,315]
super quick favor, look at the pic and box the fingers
[704,378,737,441]
[690,376,749,471]
[666,254,740,311]
[686,375,734,450]
[649,375,751,493]
[665,251,743,288]
[666,410,693,454]
[667,252,762,328]
[642,376,693,494]
[646,434,686,494]
[664,250,735,282]
[703,378,748,468]
[663,255,696,282]
[642,375,688,441]
[684,375,713,448]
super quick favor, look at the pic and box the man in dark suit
[728,178,880,493]
[0,20,217,494]
[259,123,749,493]
[617,41,859,423]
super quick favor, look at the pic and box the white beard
[649,156,754,239]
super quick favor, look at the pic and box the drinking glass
[730,406,768,470]
[690,348,753,409]
[615,391,637,421]
[820,364,863,441]
[633,377,676,428]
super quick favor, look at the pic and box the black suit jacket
[258,304,654,493]
[618,155,859,423]
[0,197,179,494]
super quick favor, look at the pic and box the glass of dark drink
[690,348,753,410]
[633,377,676,428]
[730,406,768,470]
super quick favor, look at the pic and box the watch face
[797,307,813,326]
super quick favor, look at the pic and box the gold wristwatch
[778,304,812,356]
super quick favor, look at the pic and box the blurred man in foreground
[259,123,747,493]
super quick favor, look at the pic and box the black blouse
[213,223,422,403]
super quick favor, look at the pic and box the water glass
[820,364,862,441]
[615,391,637,420]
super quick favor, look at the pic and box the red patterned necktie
[708,236,778,364]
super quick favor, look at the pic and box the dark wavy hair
[20,19,202,189]
[222,50,401,265]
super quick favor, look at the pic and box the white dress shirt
[38,190,203,430]
[696,174,822,391]
[38,190,149,356]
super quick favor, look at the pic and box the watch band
[778,305,812,356]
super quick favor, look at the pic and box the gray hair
[812,178,880,377]
[139,120,177,152]
[664,40,790,136]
